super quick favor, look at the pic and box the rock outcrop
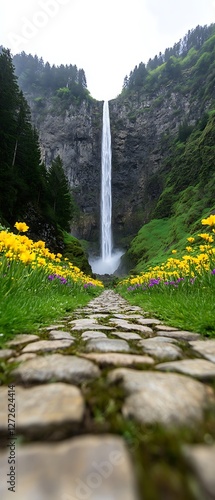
[25,83,206,250]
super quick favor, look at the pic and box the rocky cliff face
[26,84,205,251]
[109,87,202,245]
[29,95,103,246]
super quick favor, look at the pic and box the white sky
[1,0,215,100]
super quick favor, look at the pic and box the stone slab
[9,353,37,363]
[189,339,215,363]
[183,444,215,499]
[154,325,179,331]
[88,313,109,318]
[79,352,155,367]
[108,368,214,427]
[81,331,107,340]
[110,319,153,334]
[86,338,130,353]
[136,318,162,325]
[0,436,139,500]
[45,324,65,330]
[48,330,75,340]
[112,331,142,340]
[21,339,74,353]
[12,353,100,384]
[112,314,144,320]
[0,349,15,360]
[145,336,179,344]
[0,383,84,437]
[69,318,98,327]
[72,324,113,331]
[156,359,215,380]
[156,330,201,341]
[7,334,39,346]
[138,340,182,360]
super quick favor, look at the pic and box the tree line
[123,23,215,91]
[0,48,74,232]
[11,51,89,102]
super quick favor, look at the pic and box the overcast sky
[1,0,215,100]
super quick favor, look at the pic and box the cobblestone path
[0,290,215,499]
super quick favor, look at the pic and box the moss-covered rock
[63,233,92,275]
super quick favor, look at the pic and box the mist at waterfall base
[90,249,124,275]
[90,101,124,275]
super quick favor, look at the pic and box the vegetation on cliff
[123,23,215,101]
[118,215,215,336]
[13,51,91,104]
[126,110,215,271]
[120,25,215,273]
[0,48,94,275]
[0,49,73,230]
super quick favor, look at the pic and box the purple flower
[48,274,55,281]
[84,282,96,288]
[190,278,196,284]
[211,269,215,275]
[148,278,160,287]
[60,277,67,284]
[48,274,67,285]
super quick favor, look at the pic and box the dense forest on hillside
[118,24,215,271]
[123,23,215,99]
[12,52,91,103]
[0,49,74,238]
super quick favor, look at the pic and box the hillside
[1,23,215,267]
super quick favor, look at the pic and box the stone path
[0,290,215,499]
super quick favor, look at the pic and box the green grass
[118,284,215,337]
[0,263,102,347]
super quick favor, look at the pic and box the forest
[0,49,76,244]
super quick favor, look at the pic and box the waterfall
[89,100,123,275]
[101,100,112,260]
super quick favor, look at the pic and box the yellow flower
[198,233,214,243]
[34,240,46,249]
[37,257,46,266]
[185,246,192,252]
[19,251,35,264]
[201,215,215,227]
[14,222,29,233]
[171,250,177,254]
[5,251,14,259]
[187,237,195,243]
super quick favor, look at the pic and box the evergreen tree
[47,156,73,231]
[0,49,20,219]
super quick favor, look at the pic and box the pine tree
[0,49,20,219]
[47,156,73,231]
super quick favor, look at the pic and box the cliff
[15,27,215,253]
[29,93,103,246]
[26,85,207,251]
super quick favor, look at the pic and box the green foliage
[47,156,74,231]
[0,49,48,223]
[0,260,101,344]
[126,218,189,272]
[56,87,70,96]
[178,120,194,142]
[62,231,93,275]
[13,52,90,102]
[122,23,215,99]
[119,284,215,337]
[153,111,215,224]
[0,50,77,239]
